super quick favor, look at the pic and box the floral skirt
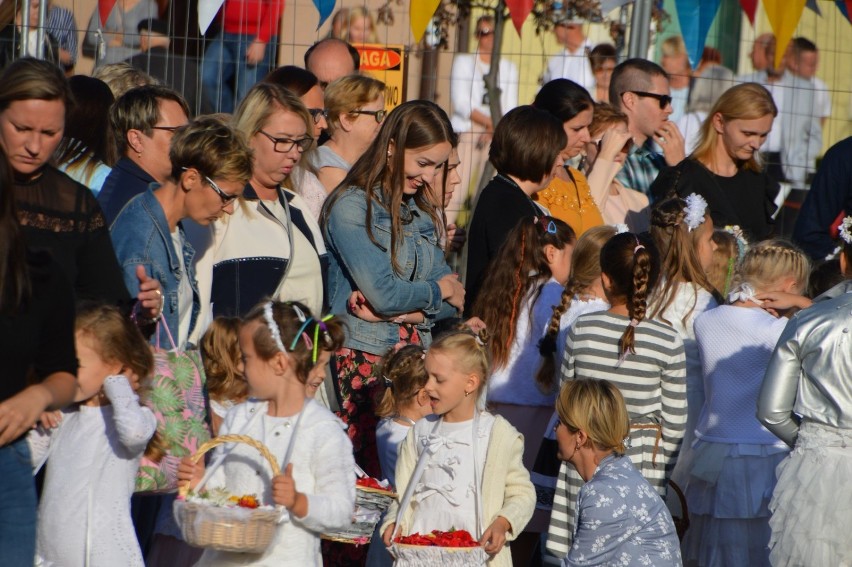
[323,325,421,567]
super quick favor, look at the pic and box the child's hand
[382,523,396,547]
[177,457,204,491]
[273,464,308,516]
[755,291,813,313]
[479,516,511,555]
[38,410,63,430]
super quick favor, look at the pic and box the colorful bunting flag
[762,0,807,68]
[198,0,225,35]
[505,0,534,35]
[674,0,721,70]
[805,0,822,17]
[410,0,441,42]
[313,0,337,29]
[738,0,757,26]
[838,0,852,24]
[99,0,117,27]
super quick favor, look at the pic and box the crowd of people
[0,5,851,567]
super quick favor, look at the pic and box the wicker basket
[174,434,282,554]
[321,484,398,544]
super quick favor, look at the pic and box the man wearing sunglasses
[609,58,685,197]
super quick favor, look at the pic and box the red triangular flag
[505,0,534,35]
[99,0,117,27]
[739,0,757,25]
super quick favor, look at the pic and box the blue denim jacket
[109,186,200,348]
[324,187,455,354]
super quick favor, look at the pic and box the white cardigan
[382,413,535,567]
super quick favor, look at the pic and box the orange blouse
[533,167,604,236]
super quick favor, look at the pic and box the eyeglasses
[182,167,239,205]
[307,108,328,124]
[350,109,386,123]
[151,125,182,133]
[475,27,494,38]
[259,131,314,153]
[624,90,673,109]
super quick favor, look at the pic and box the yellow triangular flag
[410,0,441,43]
[762,0,807,69]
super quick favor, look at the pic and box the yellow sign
[357,44,407,112]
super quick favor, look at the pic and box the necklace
[393,415,417,427]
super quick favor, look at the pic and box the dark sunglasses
[307,108,328,124]
[259,131,314,153]
[350,109,386,123]
[475,27,494,38]
[624,90,673,109]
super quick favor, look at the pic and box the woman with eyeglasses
[650,82,779,241]
[264,64,330,220]
[316,74,385,194]
[193,83,329,348]
[448,14,518,226]
[110,116,252,349]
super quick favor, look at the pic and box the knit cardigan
[381,414,536,567]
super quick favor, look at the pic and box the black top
[650,158,779,241]
[98,156,158,225]
[15,165,131,306]
[1,250,77,404]
[464,174,544,315]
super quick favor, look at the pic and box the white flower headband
[840,216,852,245]
[723,225,749,261]
[683,193,709,232]
[263,301,287,353]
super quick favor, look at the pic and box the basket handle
[178,434,281,498]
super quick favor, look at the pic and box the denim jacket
[324,187,455,354]
[110,186,200,349]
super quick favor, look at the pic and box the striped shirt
[545,311,687,559]
[46,6,77,65]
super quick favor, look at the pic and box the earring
[464,390,471,397]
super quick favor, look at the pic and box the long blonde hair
[691,82,777,172]
[731,239,810,295]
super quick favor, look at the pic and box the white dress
[194,399,355,567]
[30,376,157,567]
[408,414,495,536]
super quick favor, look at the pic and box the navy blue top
[98,156,157,225]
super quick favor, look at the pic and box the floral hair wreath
[721,225,749,297]
[683,193,709,232]
[824,215,851,261]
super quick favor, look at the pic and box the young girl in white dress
[546,231,687,558]
[381,330,536,567]
[178,301,356,566]
[30,304,160,567]
[683,240,811,566]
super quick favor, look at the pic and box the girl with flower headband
[757,218,852,564]
[380,330,536,566]
[648,193,721,467]
[177,300,355,566]
[468,214,575,564]
[680,239,810,565]
[546,232,687,556]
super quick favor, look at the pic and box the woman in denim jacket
[110,117,253,349]
[321,101,465,481]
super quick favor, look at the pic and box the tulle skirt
[681,441,789,567]
[768,421,852,567]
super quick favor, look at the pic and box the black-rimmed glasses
[350,109,386,123]
[259,131,314,153]
[181,167,239,205]
[623,90,673,109]
[151,125,183,133]
[308,108,328,124]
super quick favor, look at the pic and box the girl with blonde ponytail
[546,232,688,557]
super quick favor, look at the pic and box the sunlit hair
[692,82,777,172]
[428,329,491,409]
[661,35,687,58]
[472,216,576,375]
[0,147,29,313]
[731,239,810,296]
[75,302,165,462]
[376,344,428,418]
[338,6,378,44]
[55,76,118,182]
[649,196,720,324]
[321,100,453,275]
[323,74,385,137]
[232,82,312,192]
[110,85,189,154]
[556,378,629,454]
[588,102,627,139]
[243,300,345,384]
[92,62,157,99]
[200,317,247,405]
[537,225,615,389]
[169,116,253,184]
[706,230,738,297]
[0,57,73,113]
[600,232,660,357]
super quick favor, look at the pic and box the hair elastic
[633,244,645,254]
[383,375,394,389]
[290,317,314,350]
[629,318,640,327]
[262,302,287,353]
[311,314,334,363]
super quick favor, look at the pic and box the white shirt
[812,76,832,119]
[764,82,784,152]
[450,53,519,133]
[543,39,596,90]
[171,229,193,349]
[670,85,689,123]
[678,110,707,155]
